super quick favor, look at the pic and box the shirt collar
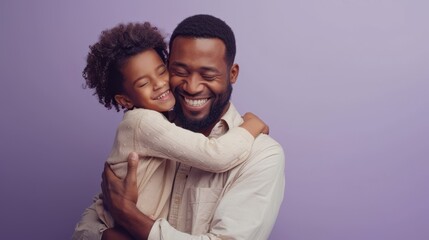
[209,103,243,138]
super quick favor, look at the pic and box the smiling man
[97,14,285,240]
[169,36,236,135]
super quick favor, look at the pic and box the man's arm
[101,152,154,240]
[101,228,133,240]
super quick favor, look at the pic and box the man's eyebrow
[170,62,220,74]
[169,62,187,68]
[200,67,220,74]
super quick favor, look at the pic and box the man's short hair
[169,14,236,67]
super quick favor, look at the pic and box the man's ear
[229,63,239,84]
[114,94,134,109]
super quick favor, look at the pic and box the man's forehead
[168,37,227,67]
[170,37,225,54]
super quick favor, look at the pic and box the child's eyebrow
[155,64,166,71]
[132,64,166,84]
[132,75,148,85]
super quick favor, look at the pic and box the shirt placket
[168,163,191,229]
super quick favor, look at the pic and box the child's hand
[242,112,258,122]
[242,112,270,136]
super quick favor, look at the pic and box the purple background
[1,1,428,239]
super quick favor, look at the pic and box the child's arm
[123,109,268,173]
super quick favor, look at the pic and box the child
[76,22,268,235]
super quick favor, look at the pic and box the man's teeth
[157,91,169,100]
[185,98,208,107]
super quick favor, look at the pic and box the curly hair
[83,22,168,111]
[169,14,236,67]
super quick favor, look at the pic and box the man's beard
[174,83,232,133]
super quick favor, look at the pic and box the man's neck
[199,123,217,137]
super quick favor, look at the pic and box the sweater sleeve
[123,109,254,173]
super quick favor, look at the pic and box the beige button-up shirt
[148,104,285,240]
[72,106,256,239]
[102,108,255,226]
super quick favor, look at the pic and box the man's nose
[182,73,202,94]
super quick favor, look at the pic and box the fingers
[101,177,110,210]
[100,152,139,212]
[263,125,270,135]
[243,112,255,118]
[242,112,256,121]
[101,163,108,193]
[101,163,114,209]
[104,162,116,179]
[125,152,139,186]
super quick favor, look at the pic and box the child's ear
[114,94,134,109]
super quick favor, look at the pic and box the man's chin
[178,115,211,132]
[175,85,232,132]
[182,110,209,123]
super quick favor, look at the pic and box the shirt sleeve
[147,139,286,240]
[125,109,255,173]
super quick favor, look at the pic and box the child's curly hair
[83,22,168,111]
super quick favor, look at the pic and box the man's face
[168,37,238,133]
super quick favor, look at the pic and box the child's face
[117,49,175,112]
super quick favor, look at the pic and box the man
[81,14,285,240]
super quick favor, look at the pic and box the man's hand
[101,227,134,240]
[101,152,155,240]
[101,152,139,226]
